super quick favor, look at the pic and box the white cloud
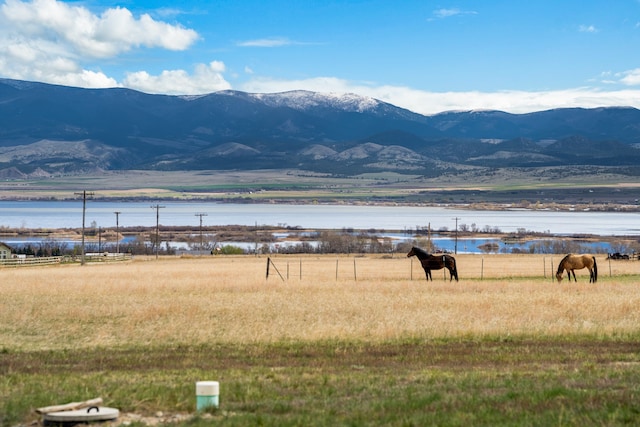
[1,0,198,57]
[48,69,119,88]
[123,61,231,95]
[367,87,640,114]
[237,37,294,47]
[579,24,598,33]
[240,77,640,114]
[0,0,198,88]
[433,8,461,18]
[0,0,637,115]
[0,36,119,87]
[619,68,640,85]
[430,8,477,20]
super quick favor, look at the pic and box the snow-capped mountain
[1,78,640,177]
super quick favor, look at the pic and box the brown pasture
[1,254,639,351]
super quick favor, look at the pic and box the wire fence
[264,254,638,282]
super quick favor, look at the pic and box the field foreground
[2,254,640,426]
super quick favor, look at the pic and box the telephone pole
[151,204,165,259]
[452,217,460,254]
[114,211,121,254]
[195,213,208,250]
[75,190,95,265]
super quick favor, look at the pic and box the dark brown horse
[407,246,458,281]
[556,254,597,283]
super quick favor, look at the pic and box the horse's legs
[570,270,577,282]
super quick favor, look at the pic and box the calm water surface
[1,201,639,236]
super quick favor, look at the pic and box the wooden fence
[83,253,133,263]
[0,253,132,268]
[0,256,63,267]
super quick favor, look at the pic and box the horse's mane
[557,253,580,272]
[411,246,430,256]
[557,253,572,272]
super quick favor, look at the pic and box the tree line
[8,230,638,257]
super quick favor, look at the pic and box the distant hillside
[1,78,640,177]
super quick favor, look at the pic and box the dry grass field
[2,254,639,352]
[3,254,640,426]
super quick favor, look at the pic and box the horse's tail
[451,256,459,281]
[592,256,598,282]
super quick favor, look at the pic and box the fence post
[266,257,285,282]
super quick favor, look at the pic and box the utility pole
[452,217,460,254]
[74,190,95,265]
[195,213,208,250]
[114,211,121,254]
[151,204,165,259]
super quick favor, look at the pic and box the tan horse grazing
[556,254,597,283]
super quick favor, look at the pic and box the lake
[1,200,639,236]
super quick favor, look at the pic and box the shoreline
[1,195,639,213]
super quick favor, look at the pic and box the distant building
[0,242,13,259]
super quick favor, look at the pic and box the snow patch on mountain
[250,90,380,113]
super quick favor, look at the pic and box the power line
[74,190,95,265]
[195,213,208,250]
[151,204,165,259]
[114,211,121,254]
[452,217,461,254]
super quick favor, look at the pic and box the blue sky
[2,0,640,114]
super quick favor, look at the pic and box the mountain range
[2,78,640,178]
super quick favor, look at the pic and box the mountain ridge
[1,78,640,178]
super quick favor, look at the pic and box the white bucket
[196,381,219,410]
